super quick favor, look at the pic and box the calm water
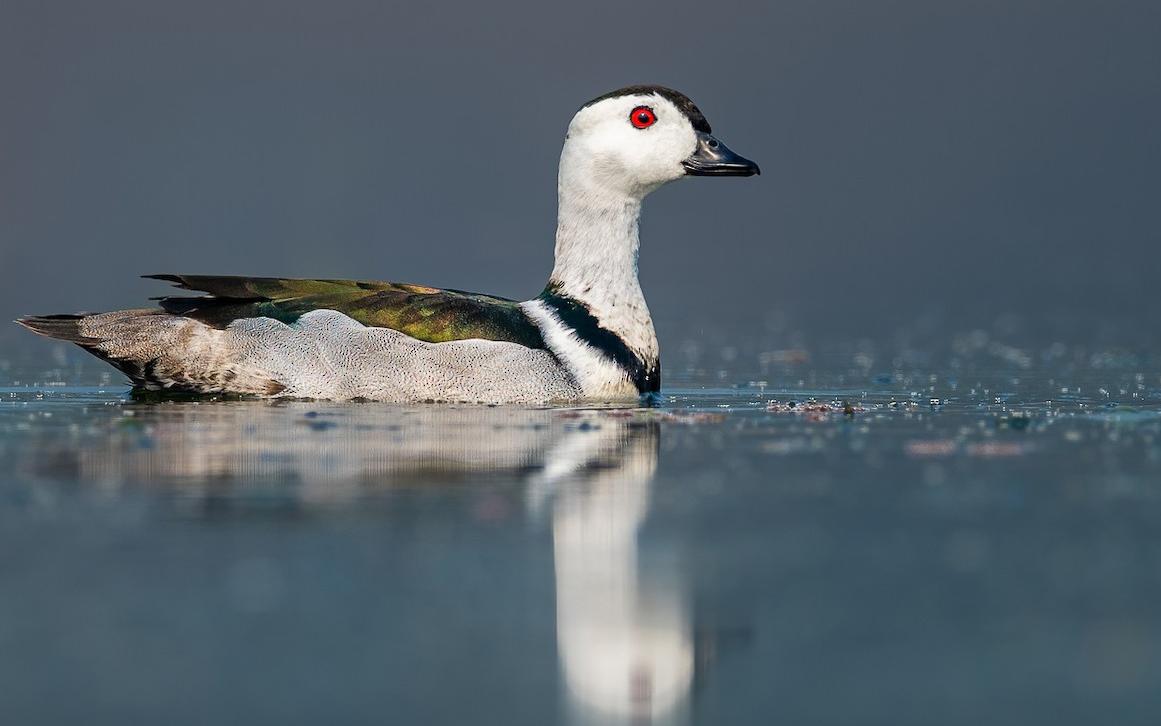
[3,361,1161,724]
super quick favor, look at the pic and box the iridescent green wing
[147,275,545,348]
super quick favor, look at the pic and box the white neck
[544,174,658,362]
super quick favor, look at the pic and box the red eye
[629,105,657,129]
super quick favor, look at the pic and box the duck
[17,85,759,403]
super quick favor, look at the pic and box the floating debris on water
[766,399,867,417]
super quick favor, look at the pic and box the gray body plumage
[21,308,589,403]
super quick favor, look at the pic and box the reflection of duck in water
[547,419,693,724]
[65,403,600,496]
[54,403,650,492]
[26,403,694,721]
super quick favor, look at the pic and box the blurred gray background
[2,0,1159,358]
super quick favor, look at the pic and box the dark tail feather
[17,312,163,385]
[16,309,282,396]
[14,314,99,345]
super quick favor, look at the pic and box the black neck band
[538,287,660,394]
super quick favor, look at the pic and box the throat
[546,192,658,368]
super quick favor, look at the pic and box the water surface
[2,370,1161,724]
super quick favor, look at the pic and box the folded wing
[147,274,546,349]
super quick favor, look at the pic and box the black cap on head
[581,85,712,134]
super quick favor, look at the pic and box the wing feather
[145,274,545,348]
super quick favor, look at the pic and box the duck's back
[148,274,548,347]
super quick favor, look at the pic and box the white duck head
[559,85,760,200]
